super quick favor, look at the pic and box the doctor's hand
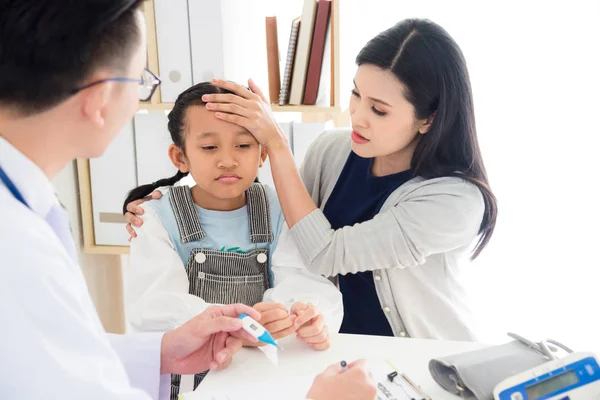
[123,190,162,240]
[205,78,289,149]
[291,302,330,351]
[160,304,260,375]
[306,360,377,400]
[243,302,297,347]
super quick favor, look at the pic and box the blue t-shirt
[323,152,413,336]
[148,184,285,279]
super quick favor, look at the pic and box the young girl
[122,82,342,399]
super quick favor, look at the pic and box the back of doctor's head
[0,0,145,116]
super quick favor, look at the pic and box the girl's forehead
[189,130,257,142]
[185,106,253,139]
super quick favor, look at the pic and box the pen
[401,373,431,400]
[340,360,348,372]
[387,371,398,382]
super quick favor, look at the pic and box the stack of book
[266,0,332,107]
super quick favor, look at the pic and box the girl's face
[349,64,431,160]
[169,105,266,210]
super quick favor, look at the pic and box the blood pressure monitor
[494,352,600,400]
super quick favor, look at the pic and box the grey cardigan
[290,129,486,341]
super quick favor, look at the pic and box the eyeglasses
[70,68,161,102]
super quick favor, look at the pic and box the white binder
[89,122,137,246]
[133,110,178,186]
[154,0,193,103]
[292,121,331,167]
[189,0,225,83]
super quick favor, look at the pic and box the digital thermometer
[238,313,278,347]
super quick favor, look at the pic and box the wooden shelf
[84,244,130,255]
[138,102,173,111]
[143,0,162,108]
[140,0,341,113]
[138,103,340,114]
[270,105,339,113]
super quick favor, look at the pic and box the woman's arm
[126,205,209,332]
[264,139,319,226]
[290,178,486,277]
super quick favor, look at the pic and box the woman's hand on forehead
[203,78,288,148]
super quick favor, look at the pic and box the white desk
[192,333,486,399]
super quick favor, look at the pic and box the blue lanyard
[0,164,30,209]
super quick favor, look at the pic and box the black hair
[122,82,258,213]
[0,0,144,115]
[356,18,497,259]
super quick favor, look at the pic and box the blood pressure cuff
[428,340,550,399]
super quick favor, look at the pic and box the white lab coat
[0,137,170,400]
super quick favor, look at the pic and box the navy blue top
[323,152,413,336]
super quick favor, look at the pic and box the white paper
[180,359,419,400]
[258,344,279,367]
[181,375,312,400]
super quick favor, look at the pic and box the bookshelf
[139,0,341,115]
[140,103,339,114]
[77,0,342,254]
[142,0,162,109]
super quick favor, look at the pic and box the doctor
[0,1,376,400]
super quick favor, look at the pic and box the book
[278,17,301,106]
[288,0,318,105]
[265,16,281,104]
[302,0,331,105]
[315,13,332,107]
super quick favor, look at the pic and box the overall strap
[246,183,273,244]
[169,185,206,243]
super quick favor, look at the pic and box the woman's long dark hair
[122,82,237,214]
[356,19,497,259]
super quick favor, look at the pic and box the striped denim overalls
[167,184,274,399]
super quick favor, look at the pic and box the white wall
[219,0,304,95]
[52,161,126,333]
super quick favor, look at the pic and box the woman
[126,18,497,341]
